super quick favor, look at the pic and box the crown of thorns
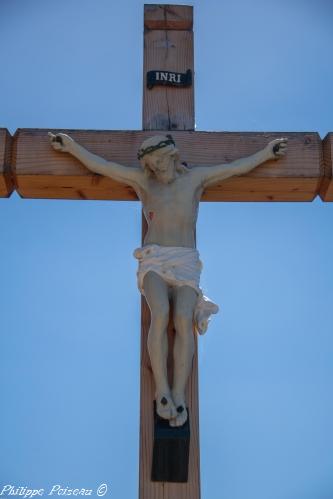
[137,135,175,160]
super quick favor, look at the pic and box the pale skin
[49,132,287,426]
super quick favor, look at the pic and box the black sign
[147,69,192,89]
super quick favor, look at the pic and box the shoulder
[184,165,206,185]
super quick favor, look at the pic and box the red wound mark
[149,211,154,220]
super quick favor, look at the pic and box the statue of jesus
[49,132,287,427]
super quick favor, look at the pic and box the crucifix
[0,4,331,499]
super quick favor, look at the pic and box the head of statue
[138,135,188,183]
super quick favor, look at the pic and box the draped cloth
[133,244,219,334]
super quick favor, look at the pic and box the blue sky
[1,1,333,498]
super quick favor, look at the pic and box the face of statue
[147,149,176,184]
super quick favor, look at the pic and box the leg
[143,271,177,420]
[170,285,197,427]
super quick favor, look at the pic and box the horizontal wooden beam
[0,129,14,198]
[319,133,333,201]
[144,4,193,30]
[13,128,323,202]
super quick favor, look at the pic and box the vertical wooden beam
[143,4,194,131]
[139,4,200,499]
[319,133,333,201]
[0,129,14,197]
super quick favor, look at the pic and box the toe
[169,418,176,427]
[175,408,188,427]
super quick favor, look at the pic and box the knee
[174,309,194,335]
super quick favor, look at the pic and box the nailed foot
[169,392,188,427]
[155,393,177,420]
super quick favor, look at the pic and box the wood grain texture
[139,296,200,499]
[140,5,200,498]
[143,27,194,130]
[0,129,14,197]
[14,129,322,202]
[319,133,333,201]
[144,4,193,30]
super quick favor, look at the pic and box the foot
[155,393,177,420]
[169,392,188,427]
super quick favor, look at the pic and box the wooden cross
[0,4,332,499]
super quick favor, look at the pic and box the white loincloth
[133,244,219,334]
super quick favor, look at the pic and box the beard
[155,170,175,184]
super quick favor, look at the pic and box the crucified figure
[49,132,287,427]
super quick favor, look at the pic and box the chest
[144,175,200,210]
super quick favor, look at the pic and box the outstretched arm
[197,138,288,188]
[49,132,144,187]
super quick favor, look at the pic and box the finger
[274,138,287,144]
[275,142,287,151]
[49,133,63,145]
